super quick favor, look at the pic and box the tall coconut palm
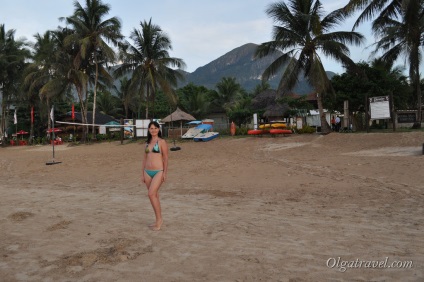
[115,19,185,119]
[255,0,364,133]
[36,27,89,140]
[345,0,423,128]
[94,90,121,116]
[23,31,57,140]
[115,77,134,118]
[0,24,30,143]
[65,0,123,136]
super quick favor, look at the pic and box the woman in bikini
[141,121,168,231]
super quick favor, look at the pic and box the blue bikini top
[145,140,160,154]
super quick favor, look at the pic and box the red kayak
[269,129,292,135]
[248,129,270,135]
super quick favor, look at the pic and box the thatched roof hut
[161,107,196,123]
[252,89,291,119]
[251,89,278,109]
[162,107,196,138]
[263,103,291,118]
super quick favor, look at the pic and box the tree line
[1,0,423,144]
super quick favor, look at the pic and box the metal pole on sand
[46,105,61,165]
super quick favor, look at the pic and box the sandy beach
[1,131,423,281]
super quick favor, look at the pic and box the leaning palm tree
[345,0,423,128]
[255,0,364,133]
[115,19,185,119]
[64,0,123,136]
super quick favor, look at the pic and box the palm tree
[253,80,271,97]
[35,27,90,141]
[23,31,56,142]
[115,77,135,118]
[65,0,123,136]
[0,24,30,143]
[255,0,364,133]
[176,83,211,119]
[211,77,245,111]
[345,0,424,128]
[95,90,121,116]
[115,19,185,119]
[226,91,253,127]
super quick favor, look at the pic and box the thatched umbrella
[162,107,196,136]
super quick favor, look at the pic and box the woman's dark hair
[147,121,162,144]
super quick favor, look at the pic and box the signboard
[397,113,416,123]
[99,126,106,135]
[369,96,390,120]
[136,119,150,137]
[296,117,303,129]
[124,119,134,138]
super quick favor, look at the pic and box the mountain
[178,43,336,94]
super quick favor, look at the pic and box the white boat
[193,131,219,142]
[182,124,212,139]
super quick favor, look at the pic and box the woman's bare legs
[144,171,164,230]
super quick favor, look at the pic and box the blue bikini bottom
[145,169,163,178]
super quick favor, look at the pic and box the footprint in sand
[8,211,34,221]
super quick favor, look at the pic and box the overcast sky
[1,0,374,74]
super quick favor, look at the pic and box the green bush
[296,125,316,134]
[236,127,249,135]
[96,134,107,141]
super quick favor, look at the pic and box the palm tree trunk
[317,93,331,133]
[415,68,422,128]
[30,105,34,145]
[75,84,88,143]
[417,86,422,128]
[124,105,128,119]
[145,84,150,119]
[151,89,156,119]
[91,59,99,138]
[0,99,6,144]
[46,99,51,141]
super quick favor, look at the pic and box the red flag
[31,106,34,124]
[71,104,75,119]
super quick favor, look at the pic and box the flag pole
[14,109,17,141]
[46,105,61,165]
[52,105,55,159]
[72,104,75,142]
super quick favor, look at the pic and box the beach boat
[193,131,219,142]
[270,123,287,128]
[269,129,292,135]
[259,124,271,129]
[248,129,270,135]
[182,124,212,139]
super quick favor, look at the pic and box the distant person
[335,116,341,132]
[331,116,336,131]
[141,121,168,231]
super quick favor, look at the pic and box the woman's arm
[141,150,147,183]
[161,139,169,182]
